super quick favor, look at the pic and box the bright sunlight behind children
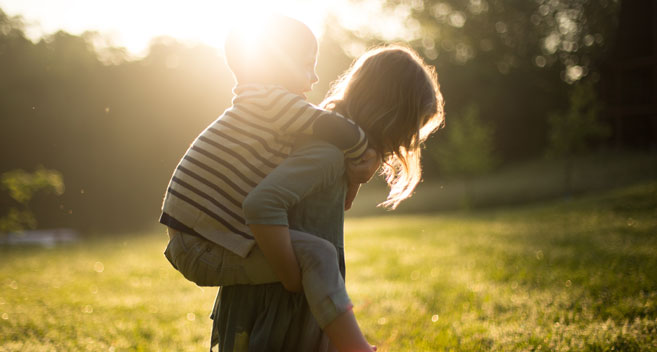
[2,0,656,350]
[0,0,331,55]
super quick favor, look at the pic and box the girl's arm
[249,224,301,292]
[242,140,345,293]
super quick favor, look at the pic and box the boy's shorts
[164,228,270,286]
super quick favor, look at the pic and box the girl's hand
[345,149,381,210]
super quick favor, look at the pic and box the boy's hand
[345,149,381,210]
[344,183,361,211]
[347,149,380,184]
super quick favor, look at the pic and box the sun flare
[0,0,335,56]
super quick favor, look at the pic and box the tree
[322,1,622,161]
[0,8,236,233]
[0,167,64,233]
[431,104,497,208]
[546,81,609,195]
[332,0,620,82]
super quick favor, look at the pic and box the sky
[0,0,413,57]
[0,0,335,56]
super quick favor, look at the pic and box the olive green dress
[210,140,347,352]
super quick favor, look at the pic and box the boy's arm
[344,148,381,210]
[237,88,368,159]
[311,113,368,160]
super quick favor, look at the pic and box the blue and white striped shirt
[160,84,367,257]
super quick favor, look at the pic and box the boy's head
[225,14,319,96]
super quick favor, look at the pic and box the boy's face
[284,42,319,98]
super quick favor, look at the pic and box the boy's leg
[165,228,279,286]
[166,228,371,350]
[287,230,353,329]
[166,228,352,326]
[287,230,373,352]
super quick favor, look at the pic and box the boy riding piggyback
[160,14,378,352]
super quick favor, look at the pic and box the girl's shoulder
[292,139,345,170]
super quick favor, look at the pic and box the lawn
[1,181,656,351]
[349,150,657,216]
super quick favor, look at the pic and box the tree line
[0,2,620,233]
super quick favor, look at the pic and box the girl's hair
[322,45,444,209]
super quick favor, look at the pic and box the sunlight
[0,0,333,56]
[106,1,311,56]
[0,0,414,57]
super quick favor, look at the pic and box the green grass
[349,150,657,216]
[2,181,657,351]
[0,235,216,351]
[347,181,657,351]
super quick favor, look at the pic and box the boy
[161,14,377,352]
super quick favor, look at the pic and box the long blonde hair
[322,45,444,209]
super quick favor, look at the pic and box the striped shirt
[160,84,367,257]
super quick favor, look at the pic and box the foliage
[326,0,622,165]
[546,81,610,158]
[353,150,657,216]
[0,168,64,233]
[431,104,497,179]
[0,3,628,232]
[0,8,235,233]
[341,0,620,82]
[327,3,577,162]
[1,168,64,205]
[546,81,610,195]
[429,104,497,209]
[1,182,656,350]
[0,209,37,235]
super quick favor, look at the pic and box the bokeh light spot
[534,56,547,68]
[584,34,595,46]
[449,12,466,28]
[535,249,544,260]
[495,22,507,34]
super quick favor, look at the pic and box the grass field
[1,181,656,351]
[349,150,657,216]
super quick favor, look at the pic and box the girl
[162,15,379,352]
[212,45,445,351]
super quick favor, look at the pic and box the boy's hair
[322,45,445,209]
[224,14,317,84]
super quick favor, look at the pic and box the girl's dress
[210,139,347,351]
